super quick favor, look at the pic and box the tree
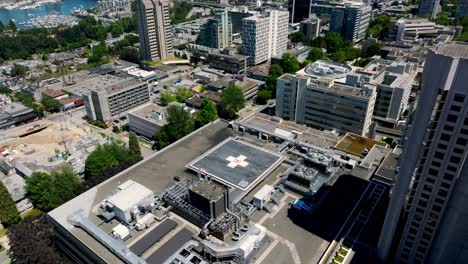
[269,64,284,78]
[165,105,195,141]
[128,132,142,160]
[8,214,65,264]
[280,53,300,73]
[0,84,12,95]
[0,182,20,226]
[434,12,451,25]
[153,129,170,150]
[7,19,16,31]
[111,23,124,37]
[255,90,272,105]
[84,142,137,186]
[175,88,193,103]
[0,21,4,32]
[41,97,61,112]
[195,98,218,127]
[307,47,324,62]
[112,126,121,134]
[219,85,245,119]
[120,47,140,64]
[10,64,29,77]
[368,15,391,40]
[330,51,347,63]
[365,42,381,57]
[325,32,344,53]
[26,166,81,211]
[160,90,176,105]
[289,31,306,43]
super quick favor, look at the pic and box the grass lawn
[0,229,7,237]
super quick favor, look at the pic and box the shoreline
[0,0,63,11]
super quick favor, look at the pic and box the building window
[447,114,458,123]
[434,151,445,160]
[440,133,451,141]
[443,173,454,181]
[454,94,465,102]
[456,137,467,145]
[428,168,438,176]
[443,125,454,131]
[450,105,462,112]
[450,156,461,163]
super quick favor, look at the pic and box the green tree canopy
[289,31,306,43]
[307,47,324,62]
[280,53,300,73]
[325,32,344,53]
[120,47,140,64]
[269,64,284,78]
[175,88,194,103]
[129,132,142,160]
[165,105,195,141]
[8,214,65,264]
[41,97,61,112]
[26,165,81,211]
[84,142,138,186]
[0,182,20,226]
[0,84,12,95]
[10,64,29,77]
[368,15,391,40]
[365,42,381,57]
[255,90,272,105]
[160,90,176,105]
[0,21,4,32]
[153,129,170,150]
[195,98,218,127]
[219,85,245,119]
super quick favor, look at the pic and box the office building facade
[199,11,232,49]
[330,4,371,43]
[228,10,255,34]
[136,0,173,61]
[84,77,150,122]
[378,43,468,264]
[242,10,288,65]
[418,0,441,18]
[288,0,311,24]
[300,16,320,42]
[276,74,376,136]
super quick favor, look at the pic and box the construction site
[48,117,396,264]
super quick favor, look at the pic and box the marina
[0,0,96,28]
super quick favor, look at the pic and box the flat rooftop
[189,180,225,201]
[303,60,352,79]
[434,42,468,58]
[129,103,168,126]
[63,74,144,96]
[187,137,284,191]
[334,133,387,157]
[49,120,234,263]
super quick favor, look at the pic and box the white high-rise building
[378,43,468,264]
[136,0,173,61]
[242,10,288,65]
[276,74,376,137]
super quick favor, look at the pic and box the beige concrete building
[136,0,173,61]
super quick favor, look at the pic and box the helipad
[186,137,284,191]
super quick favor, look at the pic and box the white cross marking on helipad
[226,155,249,168]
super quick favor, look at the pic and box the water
[0,0,97,28]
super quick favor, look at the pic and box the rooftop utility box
[112,224,130,240]
[135,213,156,231]
[252,184,274,209]
[101,180,155,224]
[189,181,226,219]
